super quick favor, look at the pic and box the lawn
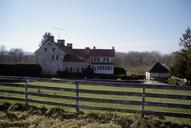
[0,80,191,115]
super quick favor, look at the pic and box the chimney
[57,40,65,46]
[93,46,96,49]
[112,46,115,50]
[85,47,90,54]
[67,43,73,49]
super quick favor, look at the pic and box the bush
[114,67,126,75]
[70,73,83,78]
[57,70,83,79]
[57,70,69,77]
[83,67,94,78]
[94,74,116,79]
[120,74,145,80]
[167,77,181,85]
[168,77,191,85]
[0,64,41,77]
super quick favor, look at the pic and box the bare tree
[0,45,35,64]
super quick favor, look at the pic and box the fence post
[25,79,29,106]
[141,83,145,117]
[75,81,80,112]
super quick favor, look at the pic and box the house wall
[90,56,114,74]
[63,62,88,73]
[91,64,114,74]
[146,72,171,81]
[150,73,171,78]
[63,63,114,74]
[35,42,65,75]
[91,56,114,63]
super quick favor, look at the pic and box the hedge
[120,74,145,80]
[114,67,126,75]
[0,64,41,77]
[57,70,84,79]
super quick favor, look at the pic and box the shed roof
[148,62,170,73]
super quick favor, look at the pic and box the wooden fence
[0,76,191,118]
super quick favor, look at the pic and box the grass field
[0,80,191,115]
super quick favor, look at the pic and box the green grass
[0,81,191,115]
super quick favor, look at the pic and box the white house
[146,61,171,82]
[35,36,115,75]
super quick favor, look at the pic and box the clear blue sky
[0,0,191,53]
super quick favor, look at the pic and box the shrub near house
[0,64,41,77]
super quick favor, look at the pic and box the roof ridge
[148,61,170,73]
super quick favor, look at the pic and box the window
[44,48,47,51]
[94,57,100,62]
[77,67,79,72]
[65,67,68,70]
[107,58,109,62]
[52,55,54,61]
[52,48,55,51]
[98,58,100,62]
[70,67,72,72]
[81,68,84,72]
[56,55,59,60]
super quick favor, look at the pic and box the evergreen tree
[171,27,191,80]
[179,27,191,49]
[39,32,53,47]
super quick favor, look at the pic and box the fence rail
[0,76,191,118]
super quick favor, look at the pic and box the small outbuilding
[146,62,171,82]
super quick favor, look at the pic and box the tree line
[171,27,191,80]
[114,51,173,75]
[0,45,35,64]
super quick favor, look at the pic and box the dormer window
[44,48,47,51]
[52,48,55,51]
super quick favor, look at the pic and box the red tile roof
[63,48,114,62]
[64,49,90,62]
[90,49,115,57]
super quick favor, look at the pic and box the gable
[34,41,64,55]
[149,62,170,73]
